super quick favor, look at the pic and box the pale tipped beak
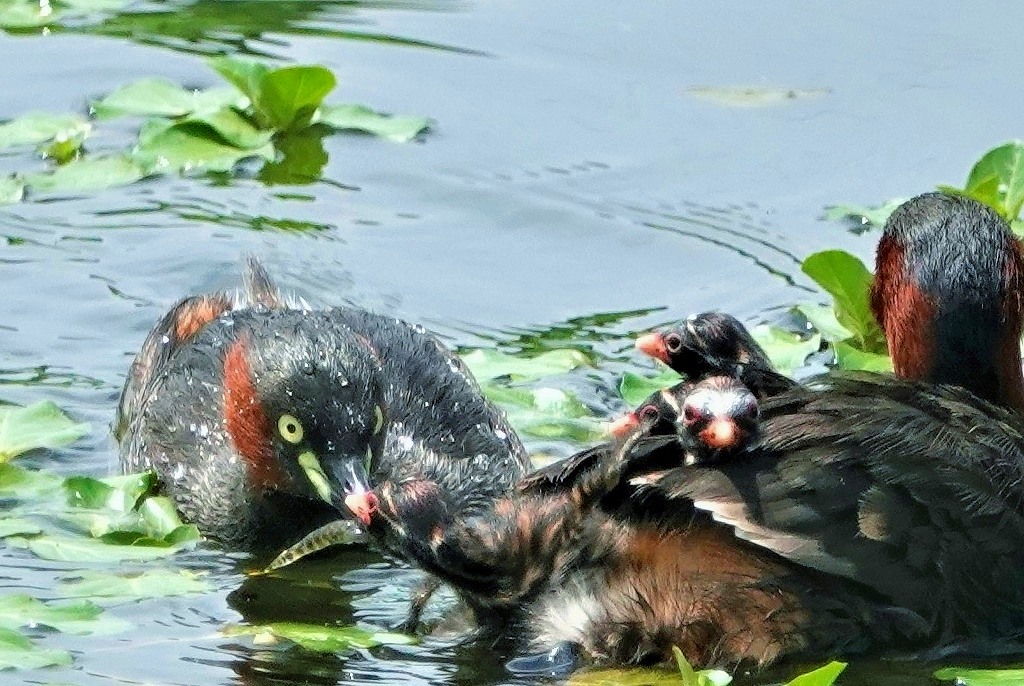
[331,460,378,526]
[635,332,670,364]
[298,451,378,526]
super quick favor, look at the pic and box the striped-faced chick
[610,377,759,465]
[678,375,759,465]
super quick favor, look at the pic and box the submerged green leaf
[0,518,42,538]
[461,348,590,382]
[687,86,829,108]
[25,155,146,194]
[0,175,24,205]
[801,250,886,353]
[618,368,681,407]
[784,661,846,686]
[934,666,1024,685]
[750,325,819,375]
[318,104,430,143]
[0,112,89,150]
[0,595,129,635]
[0,626,72,671]
[0,401,89,462]
[223,622,415,653]
[257,126,328,185]
[60,569,210,603]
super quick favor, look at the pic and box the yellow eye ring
[278,414,304,444]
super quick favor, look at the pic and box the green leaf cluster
[0,57,430,205]
[0,401,89,462]
[934,666,1024,685]
[796,250,892,372]
[460,348,603,444]
[222,621,416,653]
[828,141,1024,236]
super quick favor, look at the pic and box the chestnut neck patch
[223,337,284,488]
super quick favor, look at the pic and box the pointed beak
[606,412,641,438]
[298,451,378,526]
[635,332,670,364]
[334,460,378,526]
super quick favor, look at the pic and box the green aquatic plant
[0,56,430,204]
[0,401,89,461]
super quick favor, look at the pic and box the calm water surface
[3,2,1024,684]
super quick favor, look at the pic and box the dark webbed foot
[397,576,442,634]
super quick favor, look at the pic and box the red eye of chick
[664,333,683,353]
[683,403,702,423]
[639,405,659,421]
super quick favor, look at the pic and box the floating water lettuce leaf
[785,661,846,686]
[483,384,602,443]
[0,175,24,204]
[93,78,244,119]
[0,463,64,498]
[833,340,892,372]
[461,348,590,382]
[671,646,731,686]
[955,141,1024,221]
[801,250,886,353]
[825,198,904,229]
[750,325,819,376]
[209,57,336,132]
[619,368,681,406]
[64,472,154,512]
[934,666,1024,685]
[0,1,57,29]
[687,86,829,108]
[60,569,210,603]
[0,112,90,149]
[0,626,72,671]
[0,401,89,462]
[25,155,147,194]
[184,107,272,150]
[8,532,187,562]
[0,517,42,538]
[223,622,415,653]
[134,119,273,173]
[317,104,430,143]
[0,595,130,635]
